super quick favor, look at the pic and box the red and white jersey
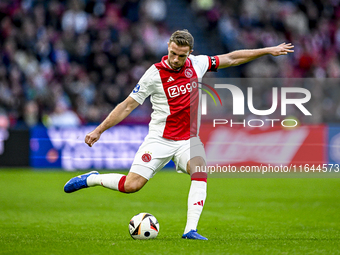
[129,54,219,141]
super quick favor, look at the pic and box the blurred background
[0,0,340,169]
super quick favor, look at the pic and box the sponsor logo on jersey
[133,84,140,93]
[184,69,193,78]
[168,85,181,98]
[167,82,197,98]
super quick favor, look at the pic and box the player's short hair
[169,29,194,51]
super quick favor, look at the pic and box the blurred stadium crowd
[0,0,340,128]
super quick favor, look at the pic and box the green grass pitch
[0,169,339,255]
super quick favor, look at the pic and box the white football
[129,213,159,240]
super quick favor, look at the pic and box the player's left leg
[174,137,208,240]
[182,156,208,240]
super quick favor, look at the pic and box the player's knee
[124,181,143,193]
[124,171,148,193]
[187,156,206,175]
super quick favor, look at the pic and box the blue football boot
[64,171,99,193]
[182,230,208,240]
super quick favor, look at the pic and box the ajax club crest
[142,151,152,162]
[184,69,193,78]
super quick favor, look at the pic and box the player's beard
[169,61,182,70]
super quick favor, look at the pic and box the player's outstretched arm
[217,43,294,69]
[85,96,139,147]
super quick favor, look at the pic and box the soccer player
[64,30,294,240]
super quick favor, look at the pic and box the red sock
[191,172,207,182]
[118,175,126,193]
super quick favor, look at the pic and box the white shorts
[130,135,206,180]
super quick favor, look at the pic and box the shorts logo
[142,152,152,162]
[184,69,193,78]
[133,84,140,93]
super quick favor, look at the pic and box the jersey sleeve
[129,65,156,105]
[189,55,220,77]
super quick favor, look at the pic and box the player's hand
[85,129,101,147]
[269,43,294,56]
